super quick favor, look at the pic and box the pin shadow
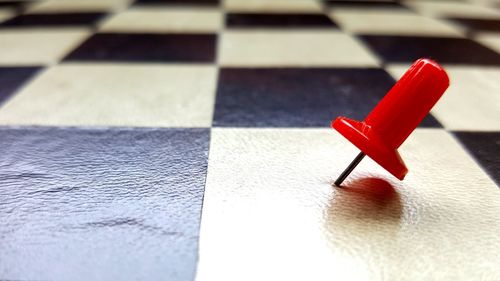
[327,177,402,222]
[323,177,403,246]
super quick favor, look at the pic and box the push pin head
[333,58,450,186]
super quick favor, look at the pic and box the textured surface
[0,0,499,280]
[197,129,500,281]
[0,127,210,281]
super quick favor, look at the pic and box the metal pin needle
[334,152,366,187]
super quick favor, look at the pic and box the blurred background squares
[223,0,322,13]
[26,0,132,13]
[0,29,90,65]
[213,68,441,127]
[0,12,107,27]
[405,2,500,19]
[133,0,220,6]
[0,67,40,104]
[0,0,33,12]
[448,18,500,33]
[475,32,500,54]
[330,9,463,36]
[324,0,407,9]
[226,13,338,28]
[454,132,500,185]
[359,35,500,65]
[0,64,217,127]
[219,30,379,66]
[64,33,217,62]
[99,7,222,33]
[386,65,500,131]
[0,9,14,22]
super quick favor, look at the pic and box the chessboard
[0,0,499,280]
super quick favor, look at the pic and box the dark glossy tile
[0,0,24,6]
[226,13,338,28]
[213,68,442,127]
[325,0,406,9]
[0,13,106,27]
[134,0,219,5]
[0,67,40,105]
[0,1,31,8]
[359,35,500,65]
[448,18,500,32]
[0,127,210,281]
[0,1,32,13]
[64,33,216,62]
[454,132,500,185]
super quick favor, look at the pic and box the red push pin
[333,58,450,186]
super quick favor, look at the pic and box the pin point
[333,58,450,186]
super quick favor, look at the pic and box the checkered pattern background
[0,0,499,280]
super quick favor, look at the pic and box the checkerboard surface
[0,0,499,280]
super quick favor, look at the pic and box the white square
[224,0,323,13]
[0,29,90,65]
[0,64,217,127]
[197,128,499,281]
[329,9,464,37]
[219,30,380,67]
[0,9,14,22]
[26,0,132,13]
[386,64,500,131]
[476,32,500,54]
[99,7,223,33]
[404,1,500,19]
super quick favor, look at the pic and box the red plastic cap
[332,58,450,180]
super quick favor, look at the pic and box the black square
[0,67,40,105]
[0,127,210,280]
[0,0,28,7]
[447,18,500,32]
[359,35,500,65]
[0,13,107,27]
[454,132,500,185]
[64,33,217,62]
[213,68,442,127]
[0,1,32,11]
[134,0,219,5]
[226,13,338,28]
